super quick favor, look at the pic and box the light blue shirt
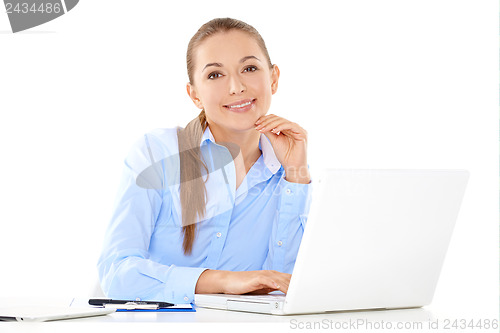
[97,126,312,304]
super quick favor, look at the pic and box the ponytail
[176,110,209,255]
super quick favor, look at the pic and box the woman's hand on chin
[255,114,310,184]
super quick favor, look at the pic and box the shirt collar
[200,125,281,174]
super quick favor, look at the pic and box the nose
[228,74,246,95]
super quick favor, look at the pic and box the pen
[88,299,174,308]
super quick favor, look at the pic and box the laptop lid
[283,169,469,314]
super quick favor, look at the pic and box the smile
[223,99,256,112]
[228,101,252,108]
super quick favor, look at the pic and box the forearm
[195,269,227,294]
[284,166,311,184]
[98,253,208,303]
[285,172,311,184]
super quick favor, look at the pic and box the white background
[0,0,498,328]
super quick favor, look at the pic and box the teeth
[228,101,252,108]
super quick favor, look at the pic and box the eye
[243,65,258,73]
[208,72,222,80]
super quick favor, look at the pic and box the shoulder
[144,127,180,150]
[130,127,180,153]
[125,127,182,173]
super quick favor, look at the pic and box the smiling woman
[97,17,312,304]
[186,28,279,135]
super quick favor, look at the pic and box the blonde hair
[177,18,273,255]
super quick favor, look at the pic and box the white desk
[74,300,433,324]
[1,297,497,333]
[1,296,433,323]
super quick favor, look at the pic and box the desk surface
[80,306,433,324]
[1,298,498,333]
[0,297,433,323]
[0,296,496,331]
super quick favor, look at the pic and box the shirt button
[216,232,222,238]
[286,189,292,195]
[184,296,189,302]
[277,241,283,246]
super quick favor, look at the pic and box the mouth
[223,98,256,112]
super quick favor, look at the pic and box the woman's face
[187,30,279,133]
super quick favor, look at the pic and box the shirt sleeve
[262,167,313,274]
[96,134,208,304]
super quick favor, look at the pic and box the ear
[270,64,280,95]
[186,83,204,109]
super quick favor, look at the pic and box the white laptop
[0,306,115,322]
[195,169,469,315]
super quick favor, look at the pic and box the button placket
[204,209,232,269]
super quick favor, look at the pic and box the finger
[278,285,288,294]
[255,116,308,141]
[255,116,283,130]
[256,119,288,133]
[261,130,278,146]
[272,124,306,137]
[284,130,307,141]
[245,288,277,295]
[270,125,307,141]
[265,271,291,293]
[275,278,290,294]
[256,275,282,291]
[255,114,278,125]
[278,272,291,287]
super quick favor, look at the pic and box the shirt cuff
[163,266,209,304]
[278,171,312,220]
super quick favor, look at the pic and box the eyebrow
[202,55,261,72]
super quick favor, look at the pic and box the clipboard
[89,299,196,312]
[104,303,195,312]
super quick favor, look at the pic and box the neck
[207,122,262,169]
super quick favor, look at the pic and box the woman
[97,17,312,304]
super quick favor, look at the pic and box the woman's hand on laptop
[195,269,291,295]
